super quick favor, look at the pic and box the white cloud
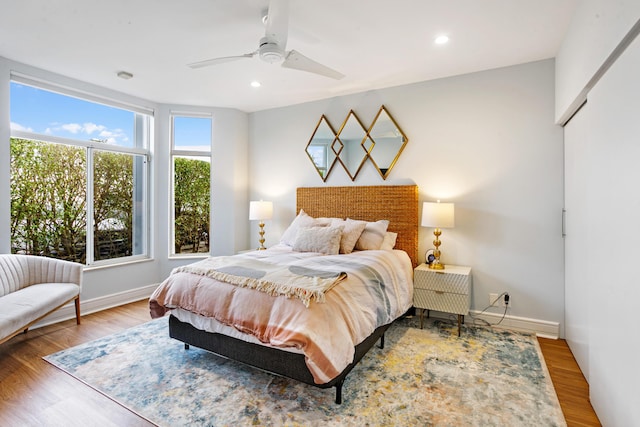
[99,128,128,145]
[61,123,82,134]
[10,122,33,132]
[34,122,131,146]
[83,122,106,135]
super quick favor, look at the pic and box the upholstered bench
[0,254,83,344]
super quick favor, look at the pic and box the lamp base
[429,261,445,270]
[257,222,267,250]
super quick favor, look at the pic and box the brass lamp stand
[429,228,445,270]
[257,220,267,250]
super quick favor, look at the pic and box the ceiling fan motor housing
[259,36,285,63]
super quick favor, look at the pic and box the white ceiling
[0,0,578,113]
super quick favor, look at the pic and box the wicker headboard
[296,185,419,267]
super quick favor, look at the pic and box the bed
[150,185,419,403]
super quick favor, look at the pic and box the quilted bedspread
[149,245,413,384]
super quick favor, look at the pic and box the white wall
[210,108,250,256]
[249,59,565,330]
[555,0,640,123]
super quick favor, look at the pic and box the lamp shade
[421,201,455,228]
[249,200,273,221]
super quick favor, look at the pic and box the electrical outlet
[489,293,510,308]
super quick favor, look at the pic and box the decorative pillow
[316,217,338,227]
[332,218,367,254]
[292,226,344,255]
[355,219,390,250]
[380,232,398,250]
[280,209,320,247]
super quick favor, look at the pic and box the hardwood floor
[0,300,600,426]
[0,301,154,426]
[538,337,601,426]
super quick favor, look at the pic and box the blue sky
[10,82,211,150]
[10,83,134,146]
[173,116,211,152]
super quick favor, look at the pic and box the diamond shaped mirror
[305,115,338,181]
[366,105,408,180]
[336,110,369,181]
[363,105,409,179]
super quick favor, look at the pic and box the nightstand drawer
[413,289,469,315]
[413,266,471,294]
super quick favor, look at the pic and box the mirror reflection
[366,105,408,179]
[336,110,368,181]
[305,115,338,181]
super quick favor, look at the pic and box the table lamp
[421,200,455,270]
[249,200,273,250]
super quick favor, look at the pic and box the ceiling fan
[188,0,344,80]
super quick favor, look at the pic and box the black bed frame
[169,314,390,404]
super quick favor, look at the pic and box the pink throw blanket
[150,246,413,383]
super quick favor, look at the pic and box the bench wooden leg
[74,297,81,325]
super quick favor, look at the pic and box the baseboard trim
[33,283,160,329]
[422,309,560,339]
[35,286,560,340]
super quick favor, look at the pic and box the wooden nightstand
[413,264,472,336]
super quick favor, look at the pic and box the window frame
[169,112,213,258]
[9,76,152,267]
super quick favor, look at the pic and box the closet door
[563,105,590,381]
[584,33,640,426]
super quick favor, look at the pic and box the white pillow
[292,226,343,255]
[280,209,320,247]
[316,217,338,227]
[380,231,398,250]
[332,218,367,254]
[355,219,390,250]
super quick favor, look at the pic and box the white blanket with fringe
[173,256,346,307]
[151,245,415,383]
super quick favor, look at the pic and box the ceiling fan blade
[264,0,289,48]
[188,52,256,69]
[282,50,345,80]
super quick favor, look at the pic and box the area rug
[44,315,566,426]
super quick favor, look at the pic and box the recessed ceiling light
[251,81,261,88]
[434,35,449,45]
[117,71,133,80]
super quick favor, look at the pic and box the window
[170,114,211,256]
[9,79,151,265]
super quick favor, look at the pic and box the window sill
[83,256,153,272]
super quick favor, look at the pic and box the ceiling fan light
[259,37,285,63]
